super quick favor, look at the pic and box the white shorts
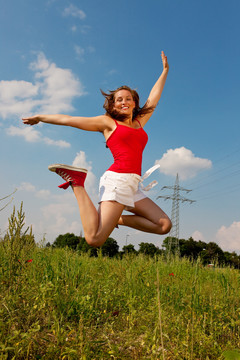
[99,171,146,208]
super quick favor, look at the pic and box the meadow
[1,244,240,359]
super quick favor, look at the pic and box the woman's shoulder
[95,114,117,133]
[100,114,116,126]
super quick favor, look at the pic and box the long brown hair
[100,85,155,121]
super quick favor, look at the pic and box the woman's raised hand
[161,51,169,72]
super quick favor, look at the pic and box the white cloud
[215,221,240,254]
[0,80,38,101]
[0,52,85,119]
[40,200,81,239]
[71,25,77,32]
[74,45,85,61]
[30,52,49,71]
[80,25,91,34]
[74,45,95,61]
[35,189,51,200]
[6,126,42,142]
[1,50,84,149]
[19,182,36,192]
[63,5,86,20]
[42,137,70,148]
[18,181,51,199]
[70,25,91,34]
[6,125,70,148]
[191,230,205,242]
[30,52,86,113]
[108,69,117,76]
[0,81,40,119]
[72,150,91,169]
[155,147,212,180]
[41,202,76,218]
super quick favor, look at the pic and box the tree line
[46,232,240,268]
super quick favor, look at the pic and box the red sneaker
[48,164,88,189]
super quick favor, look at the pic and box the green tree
[138,242,161,257]
[200,242,225,265]
[77,237,98,256]
[52,233,80,250]
[77,237,119,257]
[122,244,137,255]
[223,251,240,268]
[162,236,181,254]
[179,237,206,259]
[102,237,119,257]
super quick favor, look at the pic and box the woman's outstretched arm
[140,51,169,126]
[22,114,111,132]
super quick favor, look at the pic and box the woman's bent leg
[73,186,124,247]
[118,197,172,235]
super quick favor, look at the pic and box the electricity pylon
[157,174,195,255]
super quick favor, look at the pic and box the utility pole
[157,174,195,255]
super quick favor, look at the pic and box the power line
[180,147,240,203]
[194,182,240,201]
[189,161,240,190]
[0,189,17,212]
[186,143,240,190]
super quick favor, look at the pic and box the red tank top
[106,119,148,176]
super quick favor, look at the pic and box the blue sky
[1,0,240,252]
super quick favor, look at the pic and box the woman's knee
[85,234,106,248]
[163,218,172,234]
[158,217,172,235]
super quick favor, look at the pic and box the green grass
[1,246,240,359]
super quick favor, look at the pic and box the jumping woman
[23,51,172,247]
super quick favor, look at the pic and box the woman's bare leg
[118,197,172,235]
[73,186,124,247]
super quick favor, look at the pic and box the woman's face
[113,90,136,117]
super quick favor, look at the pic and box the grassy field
[1,245,240,359]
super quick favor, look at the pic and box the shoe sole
[48,164,88,173]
